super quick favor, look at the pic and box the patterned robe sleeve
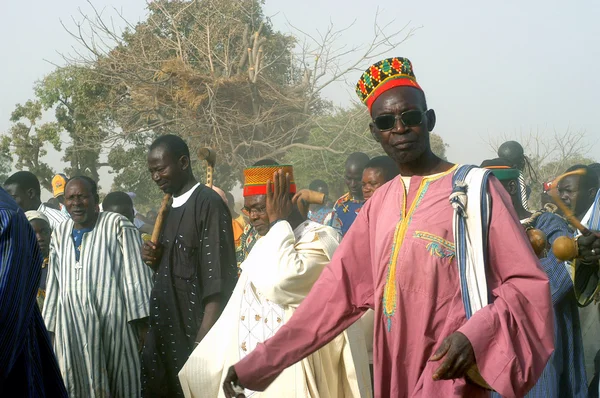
[242,221,334,307]
[198,193,237,303]
[535,212,574,305]
[41,230,60,333]
[118,218,154,322]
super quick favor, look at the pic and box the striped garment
[0,188,67,397]
[43,211,154,397]
[518,172,532,212]
[37,202,69,230]
[523,212,587,397]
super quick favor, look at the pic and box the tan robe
[178,220,371,398]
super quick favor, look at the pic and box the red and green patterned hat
[356,57,422,111]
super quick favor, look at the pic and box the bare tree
[486,129,596,208]
[59,0,416,177]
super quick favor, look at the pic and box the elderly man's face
[369,86,434,165]
[243,195,270,236]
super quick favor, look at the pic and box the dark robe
[141,184,237,397]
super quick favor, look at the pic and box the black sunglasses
[373,110,427,131]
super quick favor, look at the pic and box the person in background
[498,140,532,212]
[146,209,158,224]
[5,171,68,229]
[24,211,52,310]
[236,159,280,267]
[306,179,332,224]
[555,165,600,393]
[103,191,151,241]
[126,192,155,235]
[45,197,61,210]
[222,57,553,398]
[324,152,370,236]
[42,176,153,397]
[361,155,400,201]
[588,163,600,185]
[482,158,587,397]
[141,135,237,397]
[51,174,70,219]
[179,165,369,398]
[0,187,67,397]
[225,191,245,228]
[223,191,245,249]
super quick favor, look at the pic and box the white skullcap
[25,210,50,225]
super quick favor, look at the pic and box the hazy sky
[1,0,598,194]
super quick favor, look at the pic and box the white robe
[178,220,371,398]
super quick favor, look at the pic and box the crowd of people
[3,56,600,398]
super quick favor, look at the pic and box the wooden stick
[548,169,591,235]
[151,194,172,244]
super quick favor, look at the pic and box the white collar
[172,183,201,208]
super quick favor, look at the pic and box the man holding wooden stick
[141,134,237,398]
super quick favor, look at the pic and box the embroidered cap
[356,57,422,111]
[52,174,68,198]
[243,165,296,197]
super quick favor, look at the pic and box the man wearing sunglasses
[222,57,553,398]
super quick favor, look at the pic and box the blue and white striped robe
[43,211,154,397]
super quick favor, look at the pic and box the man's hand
[142,241,163,271]
[131,318,150,353]
[429,332,476,381]
[223,366,246,398]
[577,232,600,264]
[266,169,293,224]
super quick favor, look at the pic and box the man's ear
[507,180,519,196]
[26,188,36,200]
[369,122,381,143]
[426,109,436,132]
[179,155,190,171]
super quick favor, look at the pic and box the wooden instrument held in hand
[151,193,172,244]
[293,189,326,219]
[521,208,553,258]
[198,147,216,189]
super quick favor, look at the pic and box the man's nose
[390,117,408,134]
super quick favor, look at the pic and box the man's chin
[255,225,269,236]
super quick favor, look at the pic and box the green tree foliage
[3,66,113,191]
[1,100,62,190]
[35,66,114,182]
